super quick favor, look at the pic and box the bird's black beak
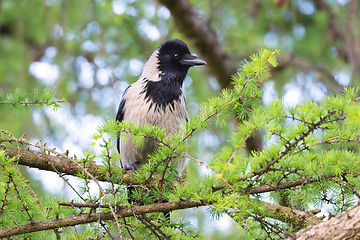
[180,54,207,66]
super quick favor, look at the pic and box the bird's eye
[174,53,179,59]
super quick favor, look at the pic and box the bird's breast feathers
[122,77,188,133]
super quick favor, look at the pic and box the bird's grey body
[116,39,206,171]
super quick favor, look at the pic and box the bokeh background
[0,0,358,238]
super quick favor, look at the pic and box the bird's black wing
[183,94,188,122]
[116,86,130,154]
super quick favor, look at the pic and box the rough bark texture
[260,201,322,229]
[289,204,360,240]
[0,146,133,184]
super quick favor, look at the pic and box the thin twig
[1,135,125,238]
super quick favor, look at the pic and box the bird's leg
[130,162,139,172]
[127,162,144,206]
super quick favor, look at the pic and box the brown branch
[0,199,205,238]
[1,144,317,194]
[243,177,312,194]
[253,215,293,239]
[288,204,360,240]
[253,200,323,229]
[327,177,360,200]
[0,141,332,197]
[3,131,315,196]
[0,145,135,185]
[238,110,338,182]
[2,197,319,238]
[1,137,125,235]
[58,201,120,209]
[208,198,322,231]
[0,100,63,106]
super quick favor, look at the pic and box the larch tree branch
[0,144,324,235]
[0,199,205,238]
[0,196,323,238]
[1,145,315,196]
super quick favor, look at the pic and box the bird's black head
[141,39,206,112]
[157,39,206,84]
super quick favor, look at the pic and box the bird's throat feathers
[139,48,187,112]
[142,77,183,112]
[140,48,188,84]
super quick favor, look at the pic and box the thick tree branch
[243,177,313,194]
[2,145,315,196]
[1,144,329,198]
[0,145,132,185]
[58,199,323,229]
[254,200,323,229]
[0,199,204,238]
[0,196,323,238]
[288,204,360,240]
[1,139,125,234]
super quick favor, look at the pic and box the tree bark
[0,196,323,238]
[289,204,360,240]
[0,145,131,184]
[0,199,204,238]
[2,145,314,195]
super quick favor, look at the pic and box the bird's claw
[130,163,139,172]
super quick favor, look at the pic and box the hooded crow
[116,39,206,171]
